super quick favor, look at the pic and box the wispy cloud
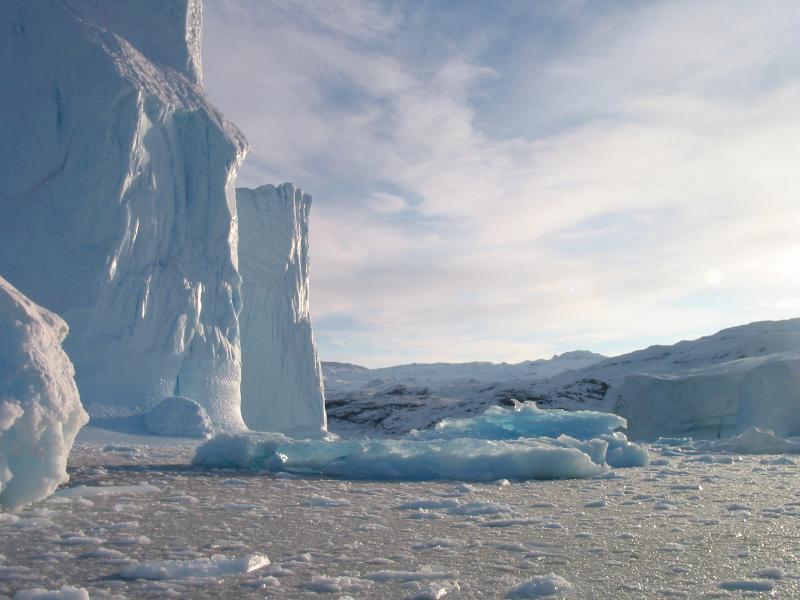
[204,0,800,366]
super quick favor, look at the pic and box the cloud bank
[204,0,800,366]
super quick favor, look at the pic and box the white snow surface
[0,0,248,429]
[0,276,89,510]
[237,184,326,435]
[143,396,213,438]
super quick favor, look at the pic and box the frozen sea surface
[2,434,800,598]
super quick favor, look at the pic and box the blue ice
[193,403,649,481]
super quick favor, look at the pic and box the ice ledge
[65,0,204,84]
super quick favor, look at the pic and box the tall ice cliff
[237,184,327,435]
[0,0,249,428]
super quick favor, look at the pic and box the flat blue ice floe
[192,403,649,481]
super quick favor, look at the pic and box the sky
[203,0,800,368]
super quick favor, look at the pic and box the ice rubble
[0,276,88,510]
[193,403,648,480]
[0,0,247,429]
[689,427,800,455]
[237,184,326,435]
[14,586,90,600]
[143,396,213,438]
[118,554,269,580]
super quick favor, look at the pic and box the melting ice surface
[193,403,649,480]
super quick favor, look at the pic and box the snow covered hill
[322,351,607,436]
[323,319,800,439]
[534,319,800,439]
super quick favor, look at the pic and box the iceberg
[0,0,248,429]
[193,403,648,481]
[237,184,327,434]
[0,276,89,510]
[615,354,800,440]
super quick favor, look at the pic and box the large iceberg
[237,184,327,435]
[193,403,648,481]
[0,276,89,510]
[615,354,800,440]
[0,0,248,429]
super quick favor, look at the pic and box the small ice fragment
[14,585,89,600]
[506,573,573,598]
[118,554,269,580]
[719,580,773,591]
[755,567,783,579]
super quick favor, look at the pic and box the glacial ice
[193,403,648,480]
[0,276,88,510]
[419,402,627,441]
[0,0,248,429]
[616,353,800,440]
[237,184,326,435]
[143,396,214,438]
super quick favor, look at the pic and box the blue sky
[203,0,800,367]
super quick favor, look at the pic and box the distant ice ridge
[324,319,800,441]
[237,184,326,435]
[193,403,648,481]
[0,0,248,429]
[0,277,88,510]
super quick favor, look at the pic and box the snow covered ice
[0,276,88,510]
[237,184,327,435]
